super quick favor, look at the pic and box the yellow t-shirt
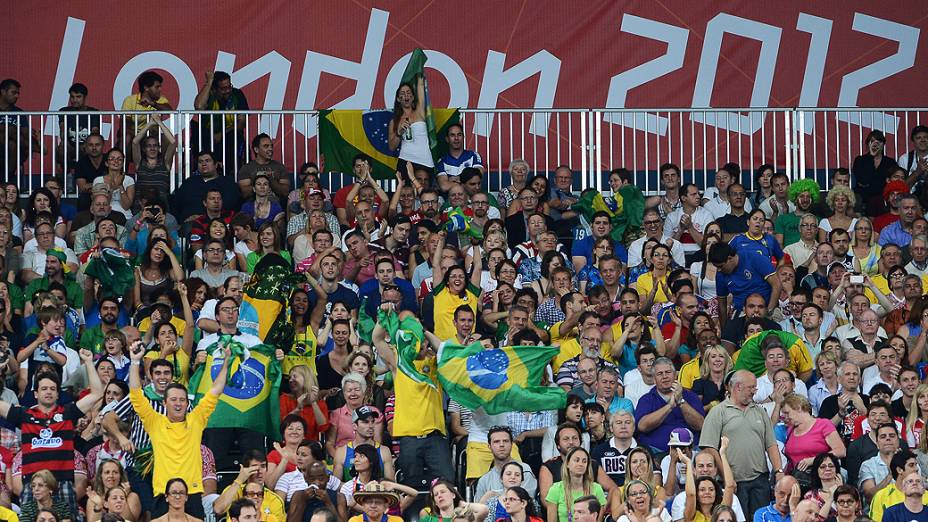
[392,354,445,437]
[869,482,928,521]
[218,484,285,522]
[678,356,701,389]
[635,272,670,305]
[432,284,479,341]
[868,273,928,303]
[121,93,170,129]
[282,325,318,375]
[137,315,186,337]
[129,387,218,495]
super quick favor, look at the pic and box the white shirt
[93,175,135,219]
[196,331,263,353]
[754,372,809,404]
[662,206,715,253]
[623,369,654,408]
[703,187,754,220]
[861,365,904,399]
[759,196,796,219]
[275,470,340,502]
[898,150,928,174]
[468,408,509,445]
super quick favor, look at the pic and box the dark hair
[891,450,916,480]
[149,358,174,377]
[505,486,537,517]
[527,174,551,203]
[0,79,21,91]
[554,422,582,448]
[833,484,859,504]
[142,237,173,275]
[211,71,231,88]
[693,476,723,510]
[279,414,308,438]
[306,509,337,522]
[558,395,586,425]
[512,329,540,346]
[574,495,602,516]
[251,133,271,150]
[228,498,257,521]
[241,448,267,467]
[137,71,163,92]
[635,345,659,365]
[428,478,462,514]
[453,305,474,321]
[460,167,481,186]
[866,129,887,145]
[163,383,187,400]
[27,188,61,227]
[810,453,842,489]
[164,477,188,495]
[708,242,735,265]
[68,83,88,96]
[33,371,61,392]
[391,82,418,134]
[350,443,384,481]
[659,163,680,177]
[298,440,326,463]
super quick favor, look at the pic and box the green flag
[401,48,438,150]
[84,247,136,297]
[437,342,565,415]
[378,308,435,389]
[187,339,282,440]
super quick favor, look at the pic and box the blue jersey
[716,249,776,310]
[729,232,784,261]
[571,235,629,265]
[435,150,483,179]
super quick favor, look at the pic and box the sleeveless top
[341,441,385,481]
[135,159,171,195]
[282,324,318,375]
[399,121,435,167]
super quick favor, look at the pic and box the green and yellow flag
[437,343,565,415]
[319,108,459,180]
[379,308,435,389]
[732,330,812,378]
[187,339,282,439]
[571,184,645,245]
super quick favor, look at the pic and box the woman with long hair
[337,445,417,520]
[481,462,535,521]
[633,244,673,311]
[246,221,291,273]
[420,479,489,522]
[282,280,327,380]
[498,486,543,522]
[279,362,330,442]
[507,174,550,216]
[79,379,129,449]
[541,395,592,462]
[431,237,482,341]
[87,460,141,522]
[853,129,899,216]
[544,447,605,522]
[818,185,857,242]
[143,282,194,385]
[898,296,928,365]
[93,148,135,219]
[689,233,721,299]
[905,384,928,448]
[388,74,433,177]
[676,312,719,365]
[610,314,665,379]
[681,436,734,522]
[23,187,67,241]
[193,218,235,270]
[802,453,842,520]
[183,277,210,321]
[607,447,664,521]
[850,217,881,276]
[133,237,183,310]
[241,174,285,229]
[132,117,176,197]
[691,345,732,411]
[750,164,775,209]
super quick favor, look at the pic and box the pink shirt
[329,405,384,448]
[784,418,837,470]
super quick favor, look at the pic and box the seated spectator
[605,447,664,521]
[19,470,75,522]
[634,358,704,454]
[679,435,735,522]
[544,447,605,522]
[801,453,842,520]
[189,239,242,289]
[237,134,289,200]
[170,151,241,223]
[859,423,903,500]
[240,175,284,230]
[419,479,488,522]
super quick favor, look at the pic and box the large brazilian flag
[571,184,645,245]
[319,108,460,180]
[437,343,566,415]
[187,339,282,440]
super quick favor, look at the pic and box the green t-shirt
[24,276,83,309]
[246,251,292,274]
[774,212,802,247]
[78,325,113,355]
[544,481,606,522]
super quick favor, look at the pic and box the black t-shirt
[716,213,749,235]
[315,353,344,409]
[892,396,910,419]
[74,155,107,210]
[818,393,870,445]
[589,440,655,486]
[692,378,723,406]
[57,106,101,149]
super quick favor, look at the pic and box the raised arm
[681,449,697,521]
[153,117,177,166]
[469,243,482,290]
[194,72,214,111]
[177,282,195,356]
[415,76,427,120]
[210,346,233,396]
[128,341,145,390]
[718,436,735,506]
[305,275,328,334]
[75,349,104,412]
[431,233,447,285]
[372,316,397,371]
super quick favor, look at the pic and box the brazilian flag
[572,184,645,245]
[242,255,304,348]
[319,108,460,180]
[187,339,282,439]
[379,308,436,389]
[732,330,811,377]
[437,343,565,415]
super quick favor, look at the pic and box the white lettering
[215,51,292,136]
[45,17,86,137]
[604,14,689,136]
[293,8,389,137]
[690,14,782,135]
[473,50,561,137]
[836,13,919,134]
[795,14,833,134]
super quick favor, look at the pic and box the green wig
[788,179,821,204]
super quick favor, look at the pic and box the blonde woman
[818,185,857,242]
[850,217,881,276]
[544,447,605,522]
[808,351,840,416]
[607,447,665,520]
[691,345,732,412]
[905,383,928,447]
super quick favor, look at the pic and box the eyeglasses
[520,195,538,201]
[168,491,187,498]
[643,220,661,226]
[420,199,438,206]
[859,319,878,325]
[835,499,856,506]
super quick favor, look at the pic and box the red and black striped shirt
[7,403,82,483]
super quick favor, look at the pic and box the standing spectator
[170,151,242,223]
[74,133,107,211]
[119,71,172,159]
[854,130,899,216]
[710,242,780,317]
[663,183,714,264]
[434,123,483,192]
[92,149,134,220]
[128,339,230,518]
[194,71,249,170]
[56,82,100,170]
[699,370,784,516]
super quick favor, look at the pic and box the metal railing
[1,108,925,197]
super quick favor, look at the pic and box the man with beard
[466,190,494,238]
[555,326,618,391]
[78,296,121,354]
[23,246,81,307]
[412,188,443,227]
[194,71,249,170]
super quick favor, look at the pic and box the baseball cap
[306,188,324,198]
[667,428,694,447]
[352,405,380,423]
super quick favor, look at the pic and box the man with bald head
[753,475,798,522]
[700,370,784,516]
[792,499,820,522]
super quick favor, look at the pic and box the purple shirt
[633,386,704,452]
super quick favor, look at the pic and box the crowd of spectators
[0,70,927,522]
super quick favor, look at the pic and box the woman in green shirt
[246,222,291,273]
[544,447,606,522]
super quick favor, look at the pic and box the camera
[850,275,864,284]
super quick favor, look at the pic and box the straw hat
[353,482,399,506]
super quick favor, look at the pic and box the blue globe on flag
[211,357,267,400]
[466,349,509,390]
[362,111,398,157]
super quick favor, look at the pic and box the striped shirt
[7,403,82,483]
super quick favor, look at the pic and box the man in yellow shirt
[128,339,229,519]
[869,450,928,521]
[120,71,172,160]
